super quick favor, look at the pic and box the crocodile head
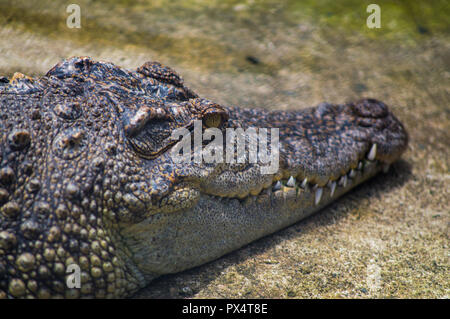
[0,57,408,298]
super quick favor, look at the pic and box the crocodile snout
[350,98,408,163]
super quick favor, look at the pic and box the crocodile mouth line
[203,143,385,206]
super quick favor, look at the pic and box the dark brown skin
[0,57,408,298]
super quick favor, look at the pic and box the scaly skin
[0,57,408,298]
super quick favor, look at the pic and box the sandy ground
[0,0,448,298]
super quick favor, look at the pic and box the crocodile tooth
[349,169,356,179]
[339,175,348,188]
[273,181,282,191]
[367,143,377,161]
[382,164,390,173]
[315,187,323,205]
[329,181,337,197]
[300,178,308,188]
[286,176,296,187]
[357,161,363,170]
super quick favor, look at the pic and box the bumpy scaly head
[0,57,408,298]
[0,57,220,298]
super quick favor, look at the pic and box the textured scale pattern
[0,57,408,298]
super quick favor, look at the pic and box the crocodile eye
[204,113,223,128]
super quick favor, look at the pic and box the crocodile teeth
[349,169,356,179]
[339,175,348,188]
[357,161,363,170]
[315,187,323,205]
[367,144,377,161]
[329,181,337,197]
[286,176,296,187]
[300,178,308,188]
[273,181,282,191]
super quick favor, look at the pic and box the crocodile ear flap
[137,61,184,87]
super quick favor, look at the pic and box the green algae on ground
[2,0,449,76]
[0,0,278,75]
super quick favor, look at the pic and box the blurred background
[0,0,448,298]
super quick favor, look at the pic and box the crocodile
[0,57,408,298]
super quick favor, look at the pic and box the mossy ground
[0,0,448,298]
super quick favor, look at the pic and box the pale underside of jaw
[203,143,388,207]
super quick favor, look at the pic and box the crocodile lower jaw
[123,153,385,276]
